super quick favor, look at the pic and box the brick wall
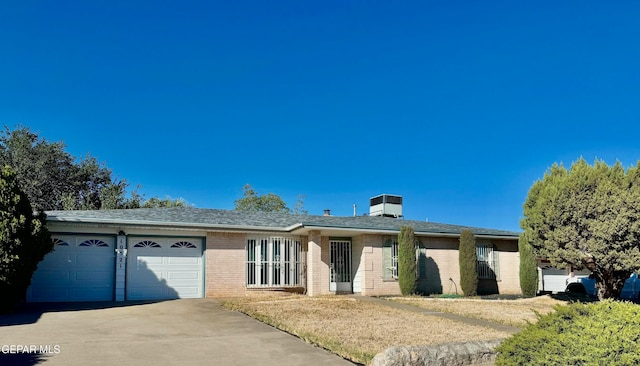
[205,232,247,297]
[361,234,402,296]
[306,230,322,296]
[352,236,364,292]
[419,237,462,295]
[494,239,521,294]
[204,230,520,298]
[356,235,521,296]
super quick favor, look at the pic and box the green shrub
[495,300,640,366]
[518,233,538,297]
[458,229,477,296]
[0,166,53,312]
[398,226,417,295]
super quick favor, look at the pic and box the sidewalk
[350,295,521,334]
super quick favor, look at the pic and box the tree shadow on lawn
[549,292,601,303]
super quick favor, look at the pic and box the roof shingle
[46,207,519,238]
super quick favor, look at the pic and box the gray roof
[45,207,519,238]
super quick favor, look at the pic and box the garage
[541,267,569,292]
[126,237,204,300]
[27,235,116,302]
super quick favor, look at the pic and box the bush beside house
[458,229,477,296]
[518,233,538,297]
[0,166,53,312]
[398,226,417,295]
[495,301,640,365]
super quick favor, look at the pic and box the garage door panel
[174,286,200,297]
[126,286,167,300]
[71,286,113,301]
[168,257,200,265]
[32,270,71,282]
[76,252,113,268]
[127,238,203,300]
[134,256,164,265]
[30,287,73,302]
[75,270,113,282]
[167,271,200,280]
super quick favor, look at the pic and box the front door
[330,240,352,292]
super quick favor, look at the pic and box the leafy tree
[398,225,417,295]
[293,194,308,215]
[0,126,123,210]
[141,197,189,208]
[0,126,185,211]
[0,166,53,312]
[458,229,478,296]
[234,184,290,213]
[0,126,76,210]
[518,233,538,297]
[522,158,640,300]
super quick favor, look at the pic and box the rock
[370,339,504,366]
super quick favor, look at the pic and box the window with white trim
[476,243,500,280]
[246,236,304,287]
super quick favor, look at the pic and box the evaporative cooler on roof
[369,194,403,218]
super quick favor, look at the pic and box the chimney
[323,209,331,216]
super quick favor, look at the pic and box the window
[53,238,69,246]
[384,237,427,280]
[383,238,399,280]
[79,239,109,247]
[246,236,303,287]
[134,240,161,248]
[476,243,500,280]
[171,241,197,248]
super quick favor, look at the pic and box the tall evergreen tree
[522,158,640,299]
[459,229,478,296]
[398,225,417,295]
[518,233,538,297]
[0,166,53,311]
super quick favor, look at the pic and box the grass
[389,295,565,327]
[221,295,518,365]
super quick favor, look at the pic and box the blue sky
[1,1,639,231]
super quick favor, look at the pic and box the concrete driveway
[0,299,355,366]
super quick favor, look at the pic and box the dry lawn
[390,295,565,327]
[221,295,515,365]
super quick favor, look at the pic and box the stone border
[370,339,504,366]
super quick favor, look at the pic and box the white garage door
[542,268,569,292]
[27,235,115,302]
[126,237,203,300]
